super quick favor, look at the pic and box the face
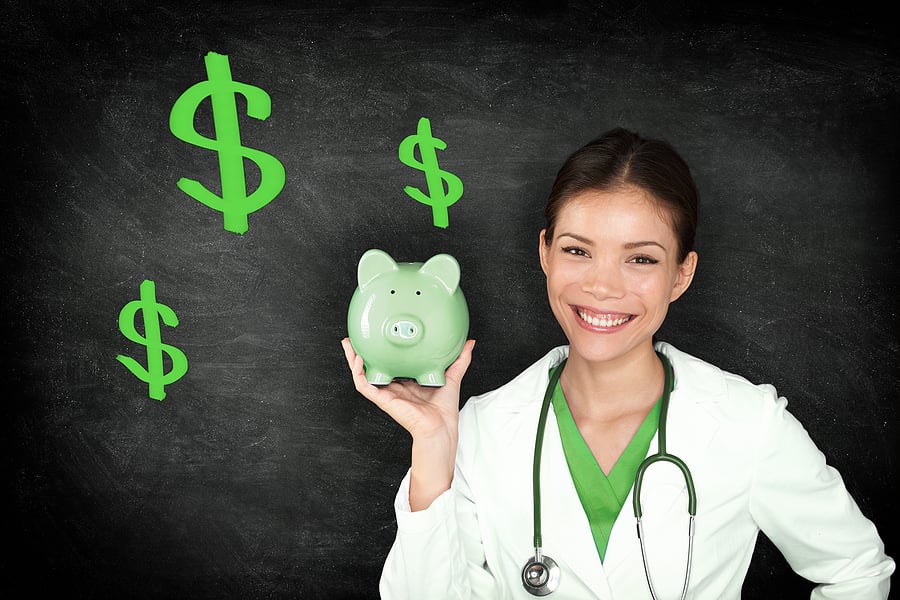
[539,186,697,367]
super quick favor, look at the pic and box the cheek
[546,263,584,292]
[628,273,676,302]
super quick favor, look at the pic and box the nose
[581,258,626,299]
[391,321,418,339]
[386,316,424,346]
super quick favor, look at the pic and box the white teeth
[577,309,630,327]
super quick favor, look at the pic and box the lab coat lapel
[539,409,616,598]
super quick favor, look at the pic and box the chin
[562,324,656,365]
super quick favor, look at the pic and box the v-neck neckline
[550,375,661,562]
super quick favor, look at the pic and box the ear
[538,229,550,276]
[419,254,461,293]
[358,249,398,289]
[669,251,698,302]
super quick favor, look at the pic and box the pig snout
[387,317,423,344]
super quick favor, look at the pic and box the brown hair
[543,127,698,263]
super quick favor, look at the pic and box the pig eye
[390,290,396,294]
[416,290,421,295]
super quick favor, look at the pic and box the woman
[341,128,894,598]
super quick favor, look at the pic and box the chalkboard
[3,1,896,598]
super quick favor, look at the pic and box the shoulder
[463,345,568,411]
[657,342,809,477]
[656,341,786,420]
[457,345,568,439]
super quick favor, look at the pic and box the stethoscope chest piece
[521,552,560,596]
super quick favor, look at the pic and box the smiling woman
[342,127,894,599]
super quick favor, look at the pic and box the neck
[560,344,664,416]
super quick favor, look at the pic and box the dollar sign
[398,117,464,228]
[117,280,188,401]
[169,51,285,235]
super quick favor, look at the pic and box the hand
[340,337,475,441]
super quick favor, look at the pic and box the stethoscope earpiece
[521,552,560,596]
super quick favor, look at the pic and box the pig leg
[415,371,446,387]
[365,367,396,386]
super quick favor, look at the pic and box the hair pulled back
[543,127,698,263]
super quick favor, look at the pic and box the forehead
[558,187,675,232]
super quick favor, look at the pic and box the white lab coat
[380,342,894,599]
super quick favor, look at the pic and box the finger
[350,357,376,393]
[341,339,377,394]
[340,337,358,371]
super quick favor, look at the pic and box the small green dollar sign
[117,280,188,401]
[170,51,285,234]
[398,117,464,228]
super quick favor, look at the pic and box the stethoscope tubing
[633,353,696,599]
[531,358,564,550]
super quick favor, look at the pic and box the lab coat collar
[533,343,724,596]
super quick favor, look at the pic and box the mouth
[573,306,634,330]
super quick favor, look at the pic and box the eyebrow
[558,233,668,252]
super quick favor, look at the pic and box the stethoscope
[521,352,697,598]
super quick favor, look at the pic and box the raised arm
[341,337,475,510]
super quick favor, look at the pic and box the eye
[390,290,396,294]
[562,246,589,257]
[415,290,421,295]
[629,255,659,265]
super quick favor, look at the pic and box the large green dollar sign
[117,280,188,401]
[398,117,464,228]
[170,52,285,235]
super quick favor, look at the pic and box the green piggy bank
[347,249,469,386]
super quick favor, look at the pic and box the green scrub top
[551,375,661,563]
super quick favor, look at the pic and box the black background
[3,1,897,598]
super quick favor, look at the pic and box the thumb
[446,339,476,384]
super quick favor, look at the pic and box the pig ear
[419,254,461,293]
[358,249,398,289]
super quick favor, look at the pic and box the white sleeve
[748,392,895,599]
[379,465,498,599]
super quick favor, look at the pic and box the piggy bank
[347,249,469,386]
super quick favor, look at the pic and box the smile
[575,307,634,328]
